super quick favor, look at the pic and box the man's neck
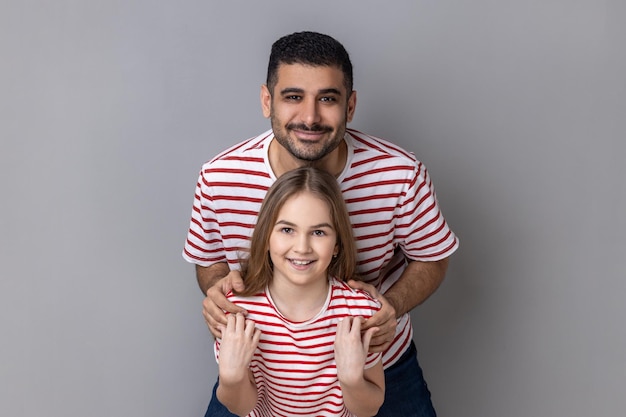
[268,137,347,178]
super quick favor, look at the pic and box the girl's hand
[217,313,261,384]
[334,317,378,386]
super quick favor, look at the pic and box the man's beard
[271,118,346,162]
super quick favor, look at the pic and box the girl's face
[268,192,339,288]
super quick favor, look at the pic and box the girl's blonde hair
[237,166,358,296]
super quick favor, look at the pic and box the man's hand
[347,280,397,353]
[203,270,247,338]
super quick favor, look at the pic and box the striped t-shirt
[184,128,459,367]
[214,277,382,417]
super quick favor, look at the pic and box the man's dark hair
[266,31,353,95]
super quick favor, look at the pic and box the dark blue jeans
[377,341,437,416]
[204,341,436,417]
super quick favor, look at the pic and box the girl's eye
[312,230,326,236]
[281,227,293,234]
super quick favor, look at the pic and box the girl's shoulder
[329,277,382,312]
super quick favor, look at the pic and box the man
[183,31,458,416]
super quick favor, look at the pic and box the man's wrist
[382,291,402,318]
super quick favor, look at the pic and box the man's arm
[196,263,230,295]
[350,257,449,352]
[385,257,449,318]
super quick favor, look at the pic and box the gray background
[2,1,624,416]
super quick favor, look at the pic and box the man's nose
[299,98,321,126]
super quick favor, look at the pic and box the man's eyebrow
[278,87,343,96]
[318,88,342,96]
[279,88,304,95]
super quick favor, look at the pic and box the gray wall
[2,1,624,416]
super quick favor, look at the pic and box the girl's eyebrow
[311,223,334,229]
[275,219,334,229]
[275,219,296,227]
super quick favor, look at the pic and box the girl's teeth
[291,260,312,265]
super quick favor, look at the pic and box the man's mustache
[286,123,333,133]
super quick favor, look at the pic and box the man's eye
[285,95,301,101]
[320,97,336,102]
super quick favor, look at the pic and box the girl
[214,166,385,417]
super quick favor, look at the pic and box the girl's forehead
[276,192,333,222]
[281,191,328,208]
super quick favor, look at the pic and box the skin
[266,192,338,322]
[197,63,450,352]
[216,192,384,416]
[335,317,385,417]
[215,313,260,416]
[263,64,356,178]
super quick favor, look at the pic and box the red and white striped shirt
[214,277,382,417]
[184,128,459,367]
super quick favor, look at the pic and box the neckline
[264,278,333,327]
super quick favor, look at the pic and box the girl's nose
[294,234,312,253]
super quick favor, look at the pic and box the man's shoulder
[196,130,273,185]
[346,128,417,163]
[203,129,273,167]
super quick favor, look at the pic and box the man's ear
[346,90,357,123]
[260,84,272,118]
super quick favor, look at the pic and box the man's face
[261,63,356,162]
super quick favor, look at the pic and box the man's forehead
[275,63,346,89]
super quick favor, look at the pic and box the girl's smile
[268,191,339,290]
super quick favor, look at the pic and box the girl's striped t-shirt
[214,277,382,417]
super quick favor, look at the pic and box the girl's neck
[268,277,330,322]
